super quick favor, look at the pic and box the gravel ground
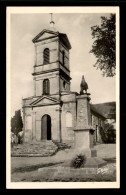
[95,144,116,159]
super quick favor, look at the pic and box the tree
[11,110,23,136]
[90,14,116,77]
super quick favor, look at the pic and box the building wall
[22,107,33,142]
[34,71,60,96]
[33,37,70,96]
[91,113,104,144]
[60,77,70,92]
[34,67,70,96]
[59,42,69,70]
[23,105,61,142]
[61,102,77,146]
[22,94,105,146]
[35,37,59,66]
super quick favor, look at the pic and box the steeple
[47,13,57,32]
[32,14,71,96]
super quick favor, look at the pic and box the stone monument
[74,76,107,167]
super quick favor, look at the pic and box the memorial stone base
[74,128,107,168]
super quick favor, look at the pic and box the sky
[10,12,116,117]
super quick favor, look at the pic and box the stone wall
[34,71,60,96]
[60,77,70,92]
[61,101,77,146]
[23,105,61,142]
[91,113,104,144]
[35,37,59,66]
[59,42,69,70]
[33,36,71,96]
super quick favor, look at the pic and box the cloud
[72,14,89,26]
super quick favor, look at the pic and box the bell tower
[32,15,71,99]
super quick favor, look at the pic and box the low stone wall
[38,166,98,176]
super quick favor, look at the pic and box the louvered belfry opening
[43,79,50,95]
[43,48,50,64]
[62,50,65,65]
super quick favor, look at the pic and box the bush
[99,127,108,143]
[107,130,116,143]
[70,154,86,168]
[17,131,23,144]
[100,124,116,143]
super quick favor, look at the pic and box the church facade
[22,21,105,147]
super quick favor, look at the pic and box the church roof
[32,29,71,49]
[59,33,72,49]
[30,95,60,106]
[92,102,116,119]
[90,104,105,119]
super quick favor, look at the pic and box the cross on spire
[50,13,53,22]
[50,13,55,27]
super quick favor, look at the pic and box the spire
[50,13,55,28]
[48,13,58,32]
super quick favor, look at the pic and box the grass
[12,161,64,173]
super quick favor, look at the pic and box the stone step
[11,141,58,157]
[52,141,71,150]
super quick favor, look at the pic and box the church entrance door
[41,114,51,140]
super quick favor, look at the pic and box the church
[22,17,106,148]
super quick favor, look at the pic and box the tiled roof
[92,102,116,119]
[90,104,105,119]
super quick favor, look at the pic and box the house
[92,102,116,143]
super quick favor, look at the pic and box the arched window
[63,80,67,89]
[65,112,72,127]
[43,48,50,64]
[43,79,50,95]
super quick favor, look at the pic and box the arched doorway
[41,114,51,140]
